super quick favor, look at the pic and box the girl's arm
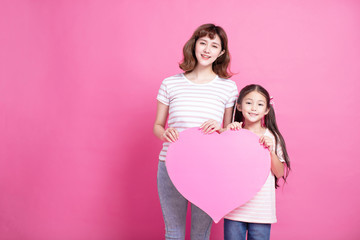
[270,151,284,179]
[153,101,178,142]
[260,136,284,178]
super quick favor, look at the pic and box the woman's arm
[201,107,234,134]
[223,107,234,127]
[153,101,178,142]
[217,107,234,133]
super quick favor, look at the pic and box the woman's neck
[185,65,216,84]
[243,121,266,137]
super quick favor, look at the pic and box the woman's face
[194,34,224,68]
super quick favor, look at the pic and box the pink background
[1,0,359,239]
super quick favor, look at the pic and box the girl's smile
[248,112,259,117]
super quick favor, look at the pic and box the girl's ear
[236,103,242,111]
[265,107,270,115]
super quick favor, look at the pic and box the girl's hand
[163,128,179,142]
[200,119,221,134]
[259,135,274,152]
[226,121,243,131]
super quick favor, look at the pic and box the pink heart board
[166,128,271,223]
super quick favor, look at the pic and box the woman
[153,23,238,240]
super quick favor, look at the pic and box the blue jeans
[224,219,271,240]
[157,161,212,240]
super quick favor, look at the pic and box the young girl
[153,24,238,240]
[224,84,291,240]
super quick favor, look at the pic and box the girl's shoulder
[264,129,282,147]
[264,128,276,139]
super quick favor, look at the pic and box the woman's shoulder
[215,77,238,89]
[163,73,184,80]
[217,76,235,82]
[161,73,185,84]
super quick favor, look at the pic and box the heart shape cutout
[166,128,270,223]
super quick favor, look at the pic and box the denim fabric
[157,161,212,240]
[224,219,271,240]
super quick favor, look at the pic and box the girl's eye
[212,45,218,48]
[246,102,251,104]
[259,104,264,106]
[200,42,206,45]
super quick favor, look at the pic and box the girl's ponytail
[265,104,291,188]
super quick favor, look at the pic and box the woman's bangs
[197,28,217,39]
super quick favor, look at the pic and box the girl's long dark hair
[234,84,291,188]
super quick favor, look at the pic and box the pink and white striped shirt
[156,73,238,161]
[225,129,285,223]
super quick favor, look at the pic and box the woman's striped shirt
[156,73,238,161]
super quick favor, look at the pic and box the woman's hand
[200,119,221,134]
[226,121,243,131]
[162,128,179,142]
[259,135,274,152]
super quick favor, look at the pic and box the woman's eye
[212,45,218,48]
[200,42,206,45]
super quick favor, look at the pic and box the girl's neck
[243,121,267,137]
[185,65,216,84]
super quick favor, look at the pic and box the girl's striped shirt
[224,129,285,223]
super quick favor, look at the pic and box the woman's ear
[218,50,225,58]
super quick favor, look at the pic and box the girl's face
[238,91,269,125]
[194,34,224,68]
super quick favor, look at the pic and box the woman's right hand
[162,128,179,142]
[226,121,243,131]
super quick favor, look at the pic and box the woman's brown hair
[179,23,232,78]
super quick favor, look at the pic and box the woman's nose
[203,46,210,53]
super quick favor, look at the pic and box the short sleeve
[156,79,170,106]
[225,82,239,108]
[266,130,285,163]
[275,139,285,163]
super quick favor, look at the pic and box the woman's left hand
[200,119,221,134]
[259,135,274,152]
